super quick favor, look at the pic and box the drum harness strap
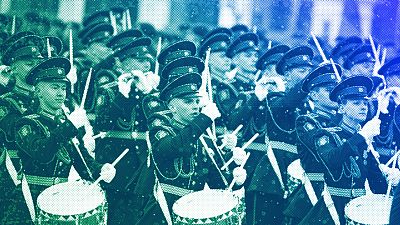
[322,184,341,225]
[145,131,173,225]
[302,172,319,205]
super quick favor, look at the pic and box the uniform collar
[339,120,361,134]
[314,106,336,119]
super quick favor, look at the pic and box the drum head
[173,189,238,220]
[345,194,392,224]
[287,159,305,181]
[37,181,105,216]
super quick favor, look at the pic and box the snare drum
[345,194,392,225]
[173,189,240,225]
[37,181,107,224]
[287,159,305,196]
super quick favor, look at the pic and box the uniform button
[191,181,196,185]
[54,177,61,184]
[135,145,139,149]
[135,95,140,99]
[135,121,139,125]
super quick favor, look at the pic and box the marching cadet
[255,44,290,83]
[285,63,342,224]
[14,57,116,221]
[246,46,314,225]
[157,40,197,89]
[94,37,157,225]
[0,33,44,224]
[306,75,391,224]
[198,32,235,137]
[227,32,259,87]
[390,104,400,225]
[329,36,363,66]
[74,22,113,112]
[137,57,246,225]
[343,44,375,78]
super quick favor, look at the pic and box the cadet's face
[285,66,313,90]
[169,97,201,124]
[11,58,40,83]
[209,51,231,73]
[233,50,258,74]
[121,57,151,73]
[311,86,338,110]
[341,99,369,122]
[37,81,67,111]
[350,62,374,77]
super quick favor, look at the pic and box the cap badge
[302,55,308,61]
[358,87,364,92]
[57,69,63,74]
[190,84,196,90]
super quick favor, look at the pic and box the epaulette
[1,95,27,114]
[142,93,167,119]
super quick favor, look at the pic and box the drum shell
[345,194,392,225]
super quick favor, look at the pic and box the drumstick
[221,133,259,170]
[46,38,51,58]
[386,153,397,199]
[219,124,243,149]
[92,132,106,139]
[311,32,328,63]
[80,68,93,109]
[385,147,400,167]
[69,29,74,94]
[227,152,250,191]
[92,148,129,186]
[11,15,16,35]
[154,37,162,75]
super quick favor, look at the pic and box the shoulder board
[22,114,50,137]
[2,95,27,114]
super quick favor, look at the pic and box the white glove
[254,81,269,101]
[233,167,247,186]
[83,131,95,158]
[380,164,400,186]
[221,133,237,150]
[232,147,247,166]
[359,118,381,141]
[100,163,116,183]
[118,73,134,98]
[68,107,89,129]
[201,102,221,121]
[66,65,78,86]
[131,70,153,94]
[144,71,160,90]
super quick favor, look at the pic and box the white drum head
[37,181,105,216]
[345,194,392,224]
[173,189,238,219]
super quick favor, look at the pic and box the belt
[105,131,147,140]
[25,174,68,186]
[247,142,267,151]
[305,172,324,182]
[160,183,194,197]
[326,186,366,198]
[269,141,298,154]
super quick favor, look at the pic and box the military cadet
[74,22,114,112]
[137,58,246,225]
[285,63,342,224]
[255,44,290,84]
[389,104,400,225]
[245,46,314,225]
[94,36,157,225]
[157,40,197,90]
[227,32,259,87]
[0,33,44,224]
[343,44,375,78]
[230,24,250,40]
[311,75,390,224]
[329,36,363,66]
[198,32,235,137]
[14,57,116,216]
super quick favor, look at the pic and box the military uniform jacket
[149,112,232,209]
[95,89,149,192]
[15,111,102,201]
[296,110,340,195]
[315,126,387,223]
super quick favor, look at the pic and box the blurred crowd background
[0,0,399,58]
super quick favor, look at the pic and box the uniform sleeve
[296,115,322,161]
[15,117,78,163]
[150,114,212,160]
[70,139,102,181]
[316,130,368,179]
[366,150,388,194]
[0,99,22,142]
[225,93,264,130]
